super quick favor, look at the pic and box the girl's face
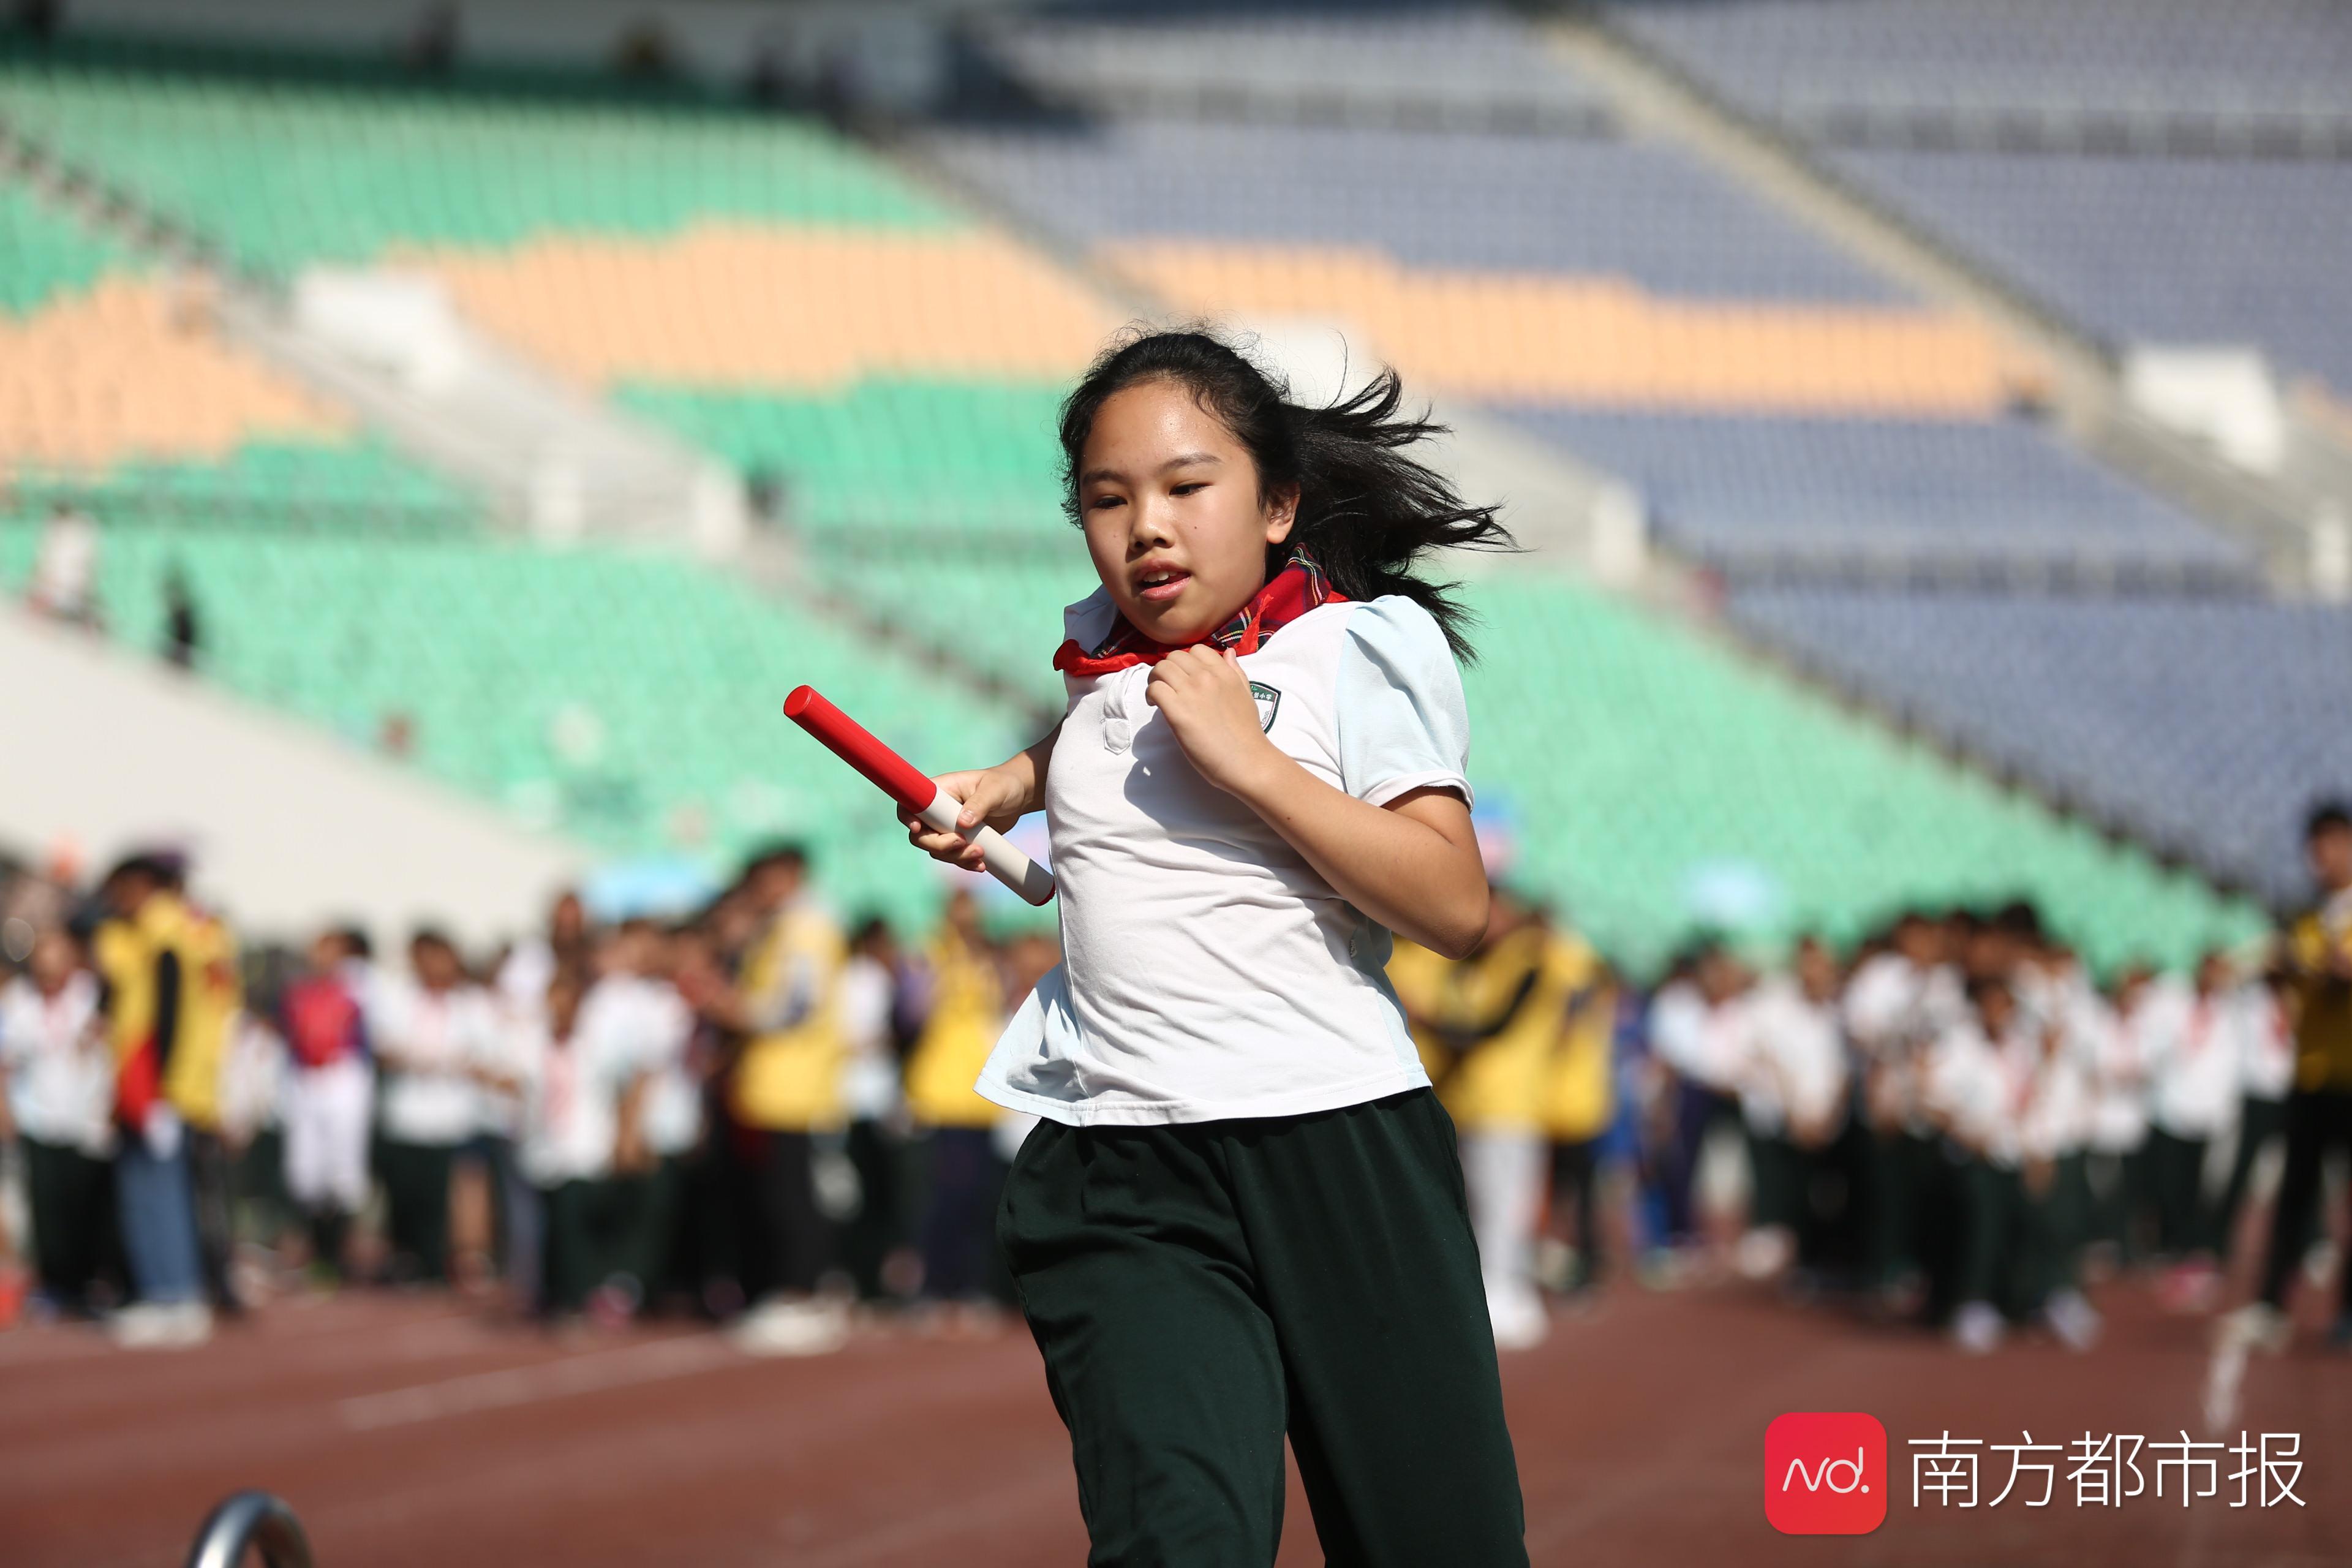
[29,929,77,993]
[1075,379,1297,645]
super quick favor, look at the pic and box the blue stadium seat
[1497,407,2258,584]
[1728,587,2352,906]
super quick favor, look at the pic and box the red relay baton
[783,685,1054,906]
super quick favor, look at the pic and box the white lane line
[338,1333,739,1431]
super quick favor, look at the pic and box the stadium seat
[0,521,1033,927]
[1728,586,2352,908]
[1464,575,2261,974]
[1608,0,2352,396]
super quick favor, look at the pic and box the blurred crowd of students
[0,845,1051,1354]
[1393,804,2352,1356]
[4,805,2347,1360]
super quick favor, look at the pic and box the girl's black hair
[1057,328,1516,663]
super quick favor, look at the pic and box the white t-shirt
[2237,984,2295,1103]
[1736,978,1847,1139]
[2137,980,2240,1139]
[2076,992,2146,1155]
[496,938,559,1018]
[1650,981,1752,1094]
[1924,1017,2086,1167]
[0,973,113,1155]
[587,975,699,1158]
[375,978,502,1147]
[979,592,1471,1126]
[219,1012,287,1144]
[1923,1018,2007,1161]
[1843,954,1964,1054]
[515,1005,646,1187]
[2012,1033,2091,1163]
[836,954,900,1123]
[1843,954,1963,1133]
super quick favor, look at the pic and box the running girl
[902,329,1527,1564]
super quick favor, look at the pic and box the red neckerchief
[1052,549,1347,678]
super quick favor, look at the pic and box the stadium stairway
[0,603,582,948]
[1545,1,2352,599]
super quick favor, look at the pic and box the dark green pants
[614,1157,685,1300]
[380,1140,454,1283]
[839,1118,915,1301]
[2085,1145,2150,1262]
[2144,1128,2214,1258]
[1747,1130,1809,1237]
[1000,1088,1527,1568]
[1868,1128,1934,1289]
[1956,1158,2078,1317]
[1955,1159,2017,1310]
[2048,1152,2090,1298]
[543,1178,631,1314]
[23,1137,111,1307]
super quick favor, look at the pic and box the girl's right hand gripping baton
[783,686,1055,907]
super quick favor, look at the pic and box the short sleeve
[1336,596,1474,810]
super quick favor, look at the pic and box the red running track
[2,1281,2345,1567]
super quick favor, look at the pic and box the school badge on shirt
[1248,680,1281,731]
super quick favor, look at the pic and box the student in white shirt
[2061,960,2145,1267]
[0,928,113,1312]
[1844,911,1963,1299]
[1924,975,2096,1353]
[2214,970,2302,1268]
[2013,950,2101,1346]
[1736,937,1849,1278]
[510,969,649,1320]
[899,331,1525,1564]
[374,929,500,1284]
[590,920,698,1310]
[491,902,588,1308]
[1649,943,1755,1254]
[2136,954,2239,1268]
[833,915,907,1303]
[2022,943,2117,1285]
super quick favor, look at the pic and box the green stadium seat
[0,522,1032,930]
[0,183,135,312]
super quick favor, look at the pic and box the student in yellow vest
[2229,801,2352,1352]
[1435,887,1593,1350]
[97,854,234,1346]
[904,888,1013,1317]
[1542,959,1619,1300]
[1387,933,1464,1084]
[717,844,849,1355]
[171,885,241,1317]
